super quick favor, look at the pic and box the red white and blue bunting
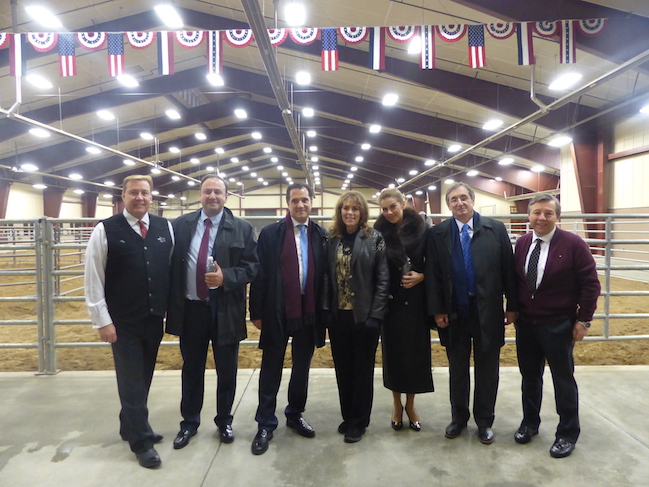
[126,32,156,49]
[268,29,288,46]
[339,27,367,44]
[224,29,254,47]
[176,31,204,48]
[27,33,58,52]
[387,26,416,43]
[77,32,106,51]
[437,24,467,42]
[486,23,515,40]
[577,19,607,37]
[0,32,8,49]
[421,26,435,69]
[208,31,223,75]
[289,28,319,45]
[534,21,559,38]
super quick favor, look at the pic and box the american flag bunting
[208,31,222,75]
[560,20,576,64]
[59,33,77,77]
[468,24,485,68]
[107,33,124,77]
[420,26,435,69]
[321,28,338,71]
[516,22,534,65]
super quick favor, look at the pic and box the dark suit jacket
[166,207,259,345]
[249,218,327,350]
[426,213,518,351]
[515,228,600,324]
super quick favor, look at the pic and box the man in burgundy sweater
[513,193,600,458]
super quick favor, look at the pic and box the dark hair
[330,190,371,238]
[445,182,475,204]
[201,174,229,193]
[285,183,314,203]
[527,193,561,217]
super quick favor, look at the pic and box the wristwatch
[577,321,591,329]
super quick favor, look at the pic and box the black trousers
[179,300,239,431]
[446,304,500,428]
[255,325,315,431]
[111,314,163,454]
[515,317,580,443]
[329,310,380,430]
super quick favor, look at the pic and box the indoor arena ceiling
[2,0,649,207]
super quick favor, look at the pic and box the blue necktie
[299,224,308,292]
[461,223,476,295]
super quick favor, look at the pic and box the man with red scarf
[249,183,327,455]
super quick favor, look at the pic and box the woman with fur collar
[374,188,434,432]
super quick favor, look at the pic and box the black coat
[166,208,259,345]
[249,219,328,350]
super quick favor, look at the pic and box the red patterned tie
[138,220,147,239]
[196,218,213,301]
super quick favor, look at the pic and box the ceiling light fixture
[382,93,399,106]
[311,156,318,162]
[102,193,113,199]
[361,143,371,150]
[123,159,135,166]
[69,173,83,180]
[447,144,461,153]
[140,132,154,140]
[408,36,421,55]
[33,183,48,190]
[190,158,200,164]
[355,156,364,162]
[312,165,319,170]
[215,147,225,154]
[350,166,358,172]
[263,147,272,153]
[306,130,316,137]
[548,135,573,147]
[428,185,437,191]
[309,146,317,152]
[171,176,180,181]
[231,157,240,163]
[242,166,249,171]
[195,132,206,140]
[271,157,279,163]
[21,163,39,172]
[409,170,418,176]
[117,74,139,87]
[29,128,50,138]
[498,157,514,165]
[73,189,85,195]
[26,74,53,89]
[97,110,115,121]
[206,73,225,86]
[251,132,262,140]
[151,166,161,175]
[284,2,306,26]
[154,5,184,28]
[234,109,247,119]
[444,179,455,185]
[424,159,436,166]
[369,124,381,133]
[25,6,62,28]
[104,181,115,186]
[531,165,545,173]
[302,107,314,117]
[467,169,479,177]
[169,146,180,154]
[277,166,284,171]
[296,71,311,85]
[166,109,181,120]
[86,147,101,154]
[495,177,503,181]
[549,72,583,91]
[188,181,196,186]
[482,118,504,131]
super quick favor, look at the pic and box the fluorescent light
[428,185,437,191]
[206,73,225,86]
[447,144,461,153]
[234,109,247,119]
[33,184,48,190]
[277,166,284,170]
[263,147,272,153]
[271,157,279,163]
[361,143,371,150]
[388,184,395,189]
[188,181,196,186]
[97,110,115,121]
[296,71,311,85]
[382,93,399,106]
[350,167,358,172]
[251,132,262,140]
[154,5,183,28]
[415,190,423,195]
[171,176,180,181]
[311,156,318,162]
[424,159,436,166]
[250,172,257,178]
[355,156,364,162]
[231,157,240,163]
[312,165,318,170]
[73,189,85,195]
[195,133,206,140]
[180,196,187,201]
[531,165,545,173]
[140,132,154,140]
[229,178,235,182]
[104,181,115,186]
[69,173,83,180]
[257,177,264,182]
[306,130,316,137]
[29,128,50,138]
[498,157,514,165]
[549,72,583,91]
[86,147,101,154]
[548,135,573,147]
[215,147,225,154]
[408,36,421,55]
[26,74,53,89]
[409,170,418,176]
[102,193,113,199]
[190,158,200,164]
[396,177,405,183]
[117,74,139,87]
[166,109,181,120]
[309,146,317,152]
[167,194,175,198]
[25,6,62,28]
[467,170,479,177]
[285,3,306,26]
[444,179,455,185]
[151,190,160,195]
[263,181,269,186]
[20,163,38,172]
[369,124,382,133]
[282,172,288,177]
[302,107,314,117]
[151,167,161,174]
[242,166,249,171]
[482,118,503,131]
[314,172,320,176]
[169,146,180,154]
[123,159,135,166]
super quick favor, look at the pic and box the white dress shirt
[185,210,223,300]
[84,210,174,329]
[524,227,557,290]
[454,217,475,239]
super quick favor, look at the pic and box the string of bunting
[0,19,607,78]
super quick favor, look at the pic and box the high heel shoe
[405,406,421,432]
[391,407,404,431]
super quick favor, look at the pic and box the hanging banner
[268,28,288,46]
[289,28,319,45]
[369,27,385,71]
[158,31,174,75]
[127,32,156,49]
[560,20,576,64]
[339,27,367,44]
[437,24,467,42]
[107,33,124,77]
[486,23,515,40]
[421,26,435,69]
[535,21,559,38]
[321,28,338,71]
[176,31,204,48]
[0,33,8,49]
[208,31,222,75]
[468,24,485,68]
[10,33,27,77]
[59,33,77,77]
[387,26,416,43]
[577,19,607,37]
[224,29,254,47]
[516,22,534,66]
[27,32,58,52]
[77,32,106,50]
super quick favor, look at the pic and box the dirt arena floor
[1,251,648,372]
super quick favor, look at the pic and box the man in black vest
[85,174,173,468]
[249,183,327,455]
[166,175,258,449]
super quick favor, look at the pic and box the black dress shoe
[219,425,234,444]
[173,429,197,449]
[444,422,467,439]
[514,425,539,444]
[478,427,495,445]
[153,433,164,444]
[136,448,161,468]
[337,421,348,434]
[550,437,575,458]
[409,421,422,432]
[286,416,316,438]
[344,427,366,443]
[251,429,273,455]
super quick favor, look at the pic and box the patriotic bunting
[208,31,223,75]
[535,21,559,38]
[516,22,535,66]
[369,27,385,71]
[339,27,367,44]
[176,31,204,48]
[77,32,106,50]
[577,19,607,37]
[321,28,338,71]
[27,33,57,52]
[289,28,319,44]
[0,33,8,49]
[468,24,485,68]
[158,31,175,74]
[107,33,124,77]
[10,34,27,77]
[437,24,467,42]
[421,26,435,69]
[59,33,76,77]
[387,26,416,43]
[560,20,576,64]
[127,32,156,49]
[224,29,254,47]
[268,29,288,46]
[486,23,515,40]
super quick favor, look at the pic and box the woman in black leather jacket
[324,190,389,444]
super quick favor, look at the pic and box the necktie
[138,220,147,239]
[196,218,213,301]
[526,238,543,292]
[299,224,308,293]
[461,223,476,294]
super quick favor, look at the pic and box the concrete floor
[1,366,648,487]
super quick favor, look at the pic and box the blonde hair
[330,191,371,238]
[122,174,153,192]
[378,188,405,204]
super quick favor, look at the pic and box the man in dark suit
[166,175,258,449]
[426,182,518,444]
[85,174,173,468]
[513,193,600,458]
[248,183,327,455]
